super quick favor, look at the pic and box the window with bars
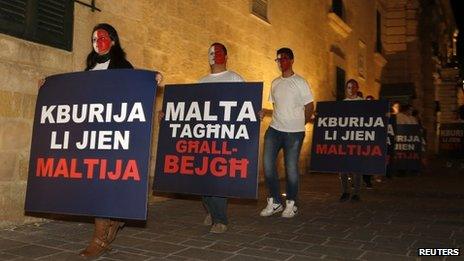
[251,0,268,22]
[0,0,74,51]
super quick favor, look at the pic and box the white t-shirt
[198,70,244,83]
[91,60,110,71]
[343,96,364,101]
[269,74,314,132]
[396,112,418,124]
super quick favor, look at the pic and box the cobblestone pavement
[1,160,463,260]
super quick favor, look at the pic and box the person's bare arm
[157,111,165,123]
[258,110,267,121]
[155,72,164,87]
[38,78,45,89]
[304,102,314,124]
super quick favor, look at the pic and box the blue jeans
[263,127,305,204]
[202,196,228,224]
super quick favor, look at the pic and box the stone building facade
[380,0,460,152]
[0,0,456,226]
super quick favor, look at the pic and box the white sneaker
[281,200,297,218]
[203,214,212,226]
[260,198,283,217]
[210,223,227,233]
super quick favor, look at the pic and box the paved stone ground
[1,159,463,260]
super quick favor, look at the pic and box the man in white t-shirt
[198,43,244,83]
[199,43,244,234]
[260,47,314,218]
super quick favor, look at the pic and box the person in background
[362,95,375,188]
[396,104,418,124]
[339,79,363,202]
[391,101,401,115]
[395,104,424,176]
[383,101,397,180]
[384,101,399,179]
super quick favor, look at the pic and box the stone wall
[381,0,461,154]
[437,68,461,123]
[0,35,74,226]
[0,0,385,226]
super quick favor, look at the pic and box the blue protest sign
[154,82,263,199]
[310,100,389,175]
[386,116,396,157]
[439,123,464,158]
[393,124,422,171]
[25,69,156,220]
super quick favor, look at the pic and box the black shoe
[351,195,360,202]
[339,193,350,202]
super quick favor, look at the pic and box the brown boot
[79,218,111,257]
[106,220,124,244]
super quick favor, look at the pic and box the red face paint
[276,54,292,72]
[92,29,112,55]
[208,45,226,65]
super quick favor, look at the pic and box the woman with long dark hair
[79,23,161,257]
[85,23,133,71]
[78,23,131,258]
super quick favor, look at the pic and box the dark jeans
[202,196,228,225]
[263,127,305,204]
[386,163,394,179]
[340,173,361,195]
[363,175,372,185]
